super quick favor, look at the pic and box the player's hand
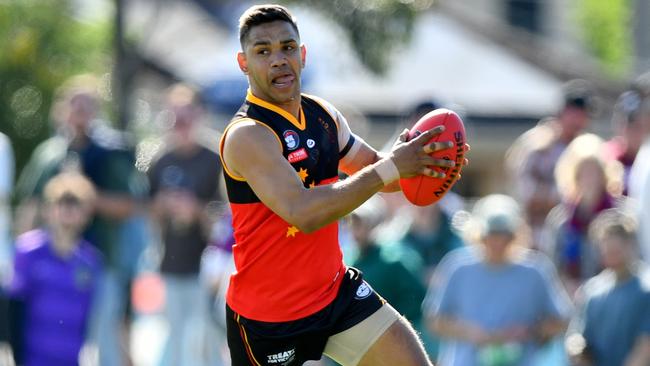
[390,126,455,179]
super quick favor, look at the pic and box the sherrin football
[399,108,466,206]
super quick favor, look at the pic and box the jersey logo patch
[355,281,372,299]
[267,349,295,364]
[307,139,316,148]
[283,130,300,150]
[288,148,309,163]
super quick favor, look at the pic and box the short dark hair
[562,79,595,111]
[238,4,299,48]
[588,208,637,244]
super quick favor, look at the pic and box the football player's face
[238,21,305,104]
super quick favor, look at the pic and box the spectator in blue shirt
[424,194,571,366]
[567,208,650,366]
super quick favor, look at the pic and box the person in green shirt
[347,196,430,353]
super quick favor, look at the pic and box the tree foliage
[0,0,110,181]
[283,0,434,74]
[577,0,631,77]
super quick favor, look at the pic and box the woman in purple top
[7,172,103,366]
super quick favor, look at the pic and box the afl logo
[355,281,372,299]
[307,139,316,148]
[283,130,300,150]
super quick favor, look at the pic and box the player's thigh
[357,316,433,366]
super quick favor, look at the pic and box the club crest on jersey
[306,139,316,148]
[288,148,308,163]
[355,281,372,299]
[283,130,300,150]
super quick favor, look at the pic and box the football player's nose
[270,54,288,68]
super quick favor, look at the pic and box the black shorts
[226,267,385,366]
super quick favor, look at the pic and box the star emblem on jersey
[283,130,300,150]
[286,225,299,238]
[297,168,309,182]
[309,181,316,188]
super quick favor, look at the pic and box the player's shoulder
[221,117,283,154]
[225,117,275,139]
[302,93,334,108]
[302,94,340,118]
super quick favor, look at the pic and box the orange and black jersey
[220,91,359,322]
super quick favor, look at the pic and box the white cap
[471,194,523,236]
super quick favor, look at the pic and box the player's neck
[248,89,302,120]
[278,98,301,120]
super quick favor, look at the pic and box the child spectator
[6,172,103,366]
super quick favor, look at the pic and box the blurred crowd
[0,71,649,366]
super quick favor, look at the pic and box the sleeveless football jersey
[220,91,357,322]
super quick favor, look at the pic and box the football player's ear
[237,52,248,74]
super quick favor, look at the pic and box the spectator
[544,134,623,295]
[395,202,464,282]
[626,71,650,261]
[347,197,426,327]
[425,194,571,366]
[347,196,434,360]
[0,131,13,284]
[0,131,15,365]
[567,208,650,366]
[5,172,102,366]
[603,86,650,195]
[506,79,595,250]
[147,83,224,366]
[13,74,141,366]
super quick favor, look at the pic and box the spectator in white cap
[423,194,572,366]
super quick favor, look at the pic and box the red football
[399,109,466,206]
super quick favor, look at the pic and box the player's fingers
[422,167,446,179]
[421,156,455,168]
[423,141,453,154]
[399,128,410,142]
[412,126,445,145]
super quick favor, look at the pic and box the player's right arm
[222,119,453,233]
